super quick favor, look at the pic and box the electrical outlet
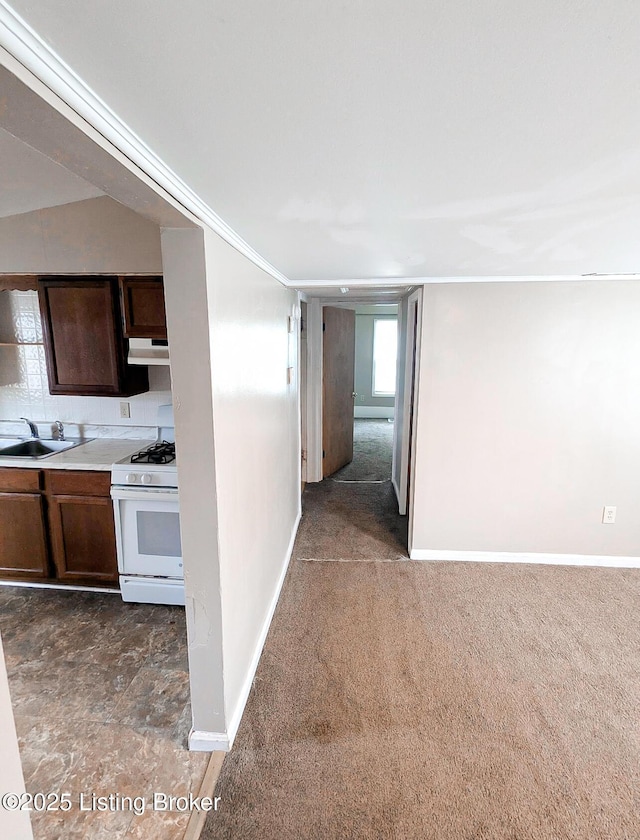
[602,506,616,524]
[119,401,131,419]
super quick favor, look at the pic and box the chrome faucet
[54,421,65,441]
[20,417,39,438]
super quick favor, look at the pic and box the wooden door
[322,306,356,477]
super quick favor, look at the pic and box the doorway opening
[0,58,217,830]
[330,304,398,485]
[296,286,420,561]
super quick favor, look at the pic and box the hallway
[296,418,408,561]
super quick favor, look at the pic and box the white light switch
[602,506,616,524]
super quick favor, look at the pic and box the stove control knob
[126,474,137,484]
[140,474,153,485]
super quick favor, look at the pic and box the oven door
[111,486,183,579]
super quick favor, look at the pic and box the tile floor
[0,586,210,840]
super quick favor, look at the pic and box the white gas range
[110,405,184,606]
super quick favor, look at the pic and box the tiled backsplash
[0,290,171,438]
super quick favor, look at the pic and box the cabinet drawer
[44,470,111,497]
[0,468,41,493]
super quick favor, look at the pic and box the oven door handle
[110,486,179,502]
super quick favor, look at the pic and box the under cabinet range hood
[127,338,170,366]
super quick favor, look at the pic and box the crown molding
[0,1,290,287]
[294,273,640,287]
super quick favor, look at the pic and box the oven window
[136,511,182,557]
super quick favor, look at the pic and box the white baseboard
[187,510,301,753]
[409,549,640,568]
[225,509,302,752]
[0,580,120,594]
[354,406,394,419]
[188,730,229,752]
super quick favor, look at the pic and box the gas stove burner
[131,441,176,465]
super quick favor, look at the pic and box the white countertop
[0,438,155,471]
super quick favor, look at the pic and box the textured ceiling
[4,1,640,280]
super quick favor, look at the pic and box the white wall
[411,281,640,562]
[0,195,162,274]
[205,228,300,743]
[161,227,226,745]
[162,226,300,750]
[0,634,33,840]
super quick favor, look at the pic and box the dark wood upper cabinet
[38,277,148,397]
[119,276,167,339]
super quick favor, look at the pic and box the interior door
[322,306,356,477]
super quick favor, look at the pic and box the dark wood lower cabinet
[0,467,118,588]
[0,492,50,579]
[48,495,118,584]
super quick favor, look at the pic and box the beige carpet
[202,558,640,839]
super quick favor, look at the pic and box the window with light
[372,318,398,396]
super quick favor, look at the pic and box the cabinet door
[48,494,118,585]
[0,492,50,579]
[38,277,148,397]
[119,277,167,339]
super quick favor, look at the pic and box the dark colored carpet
[294,480,407,561]
[332,419,393,482]
[203,493,640,839]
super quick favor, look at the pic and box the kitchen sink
[0,438,90,459]
[0,438,23,449]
